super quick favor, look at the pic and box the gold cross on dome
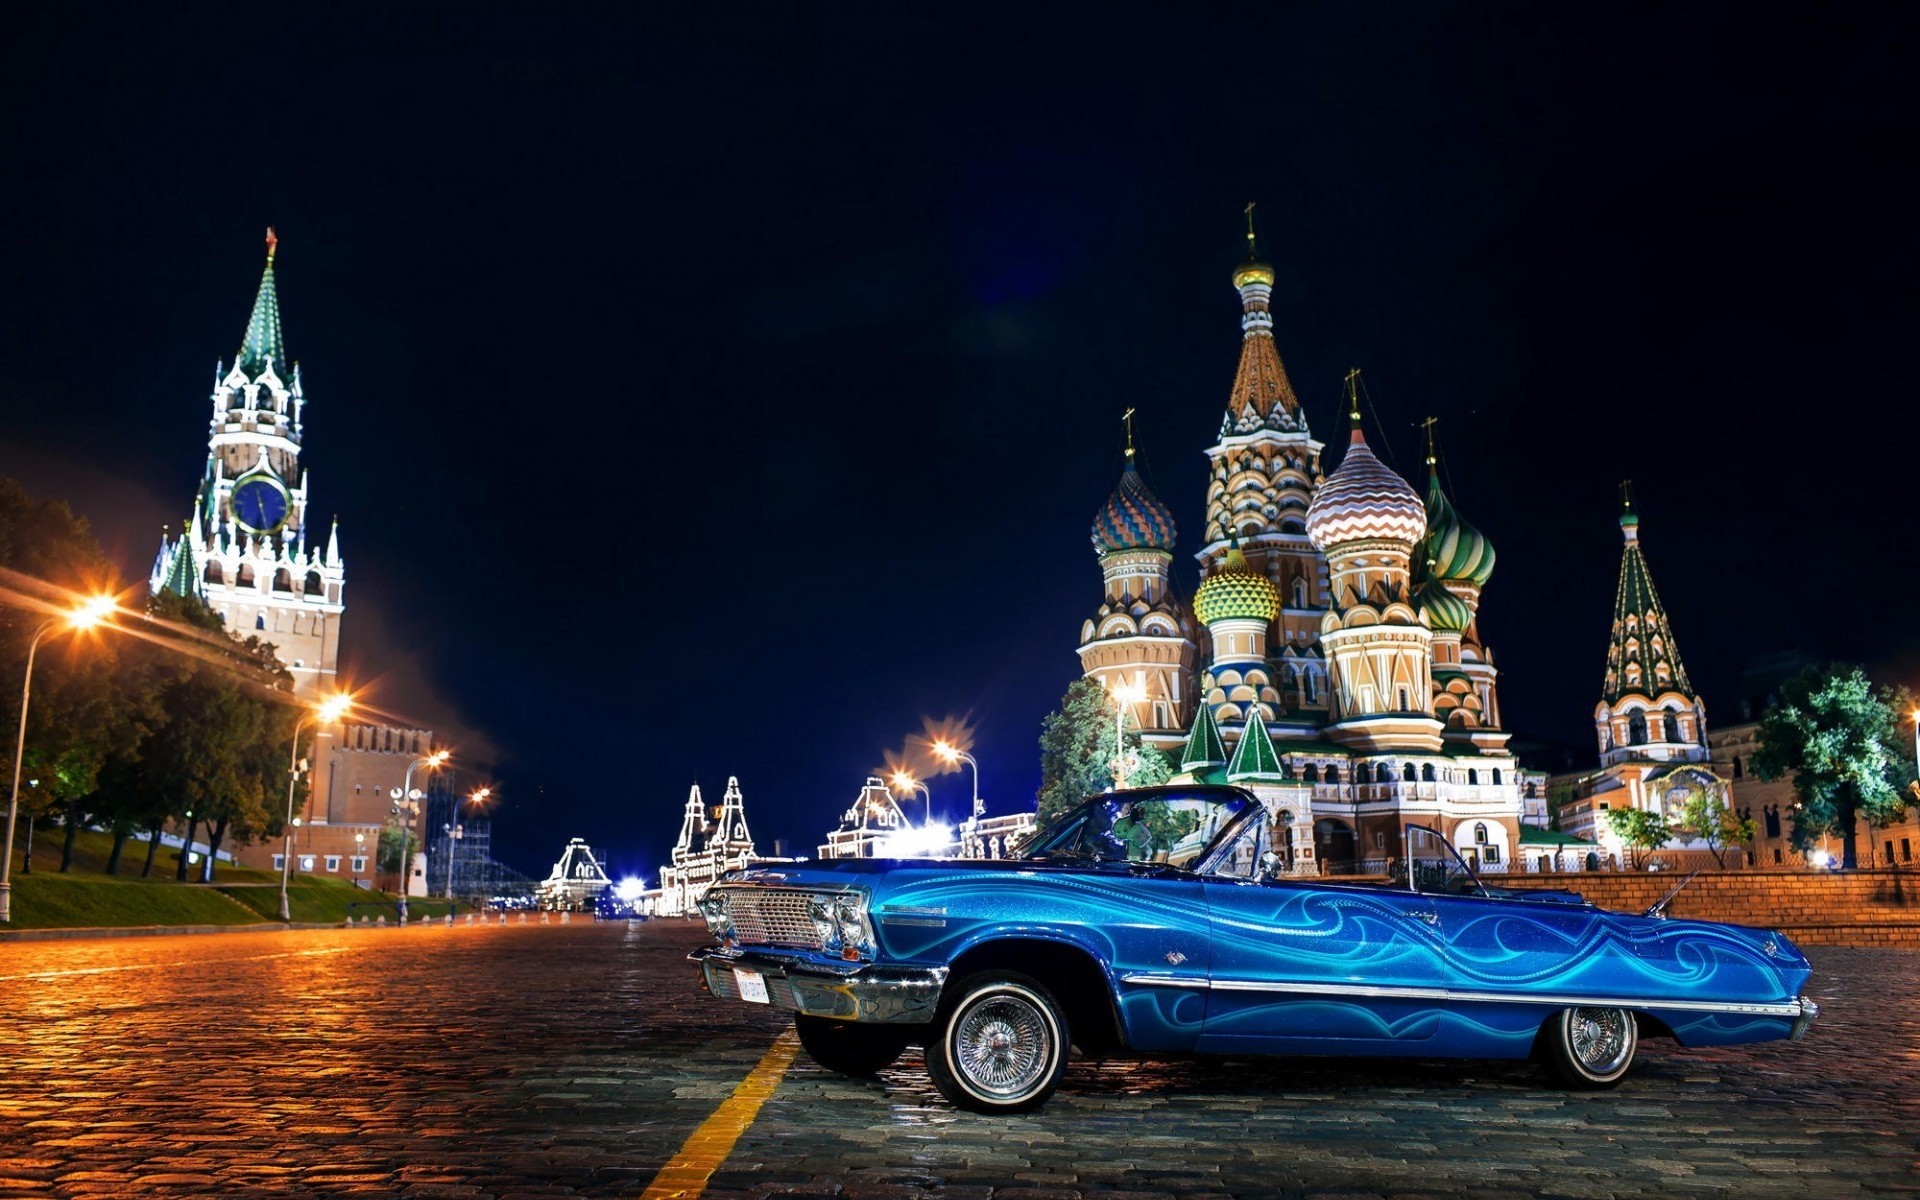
[1122,407,1137,457]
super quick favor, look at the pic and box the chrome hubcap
[954,992,1051,1098]
[1569,1006,1632,1074]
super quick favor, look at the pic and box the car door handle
[1410,910,1439,925]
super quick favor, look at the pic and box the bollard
[499,913,508,925]
[465,913,474,925]
[376,915,387,927]
[561,911,572,924]
[519,912,528,924]
[444,913,453,926]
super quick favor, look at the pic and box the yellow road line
[639,1029,800,1200]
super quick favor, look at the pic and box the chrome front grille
[724,887,823,949]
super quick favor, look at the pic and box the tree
[1751,665,1914,870]
[1673,785,1757,868]
[1036,679,1173,826]
[0,478,131,873]
[1603,807,1671,870]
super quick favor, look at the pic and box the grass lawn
[3,825,451,930]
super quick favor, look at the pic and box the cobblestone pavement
[0,920,1913,1199]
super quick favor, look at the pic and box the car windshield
[1024,791,1255,872]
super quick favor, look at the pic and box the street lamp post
[932,740,984,858]
[443,787,489,900]
[354,832,366,885]
[392,750,449,923]
[3,596,116,925]
[278,693,352,922]
[1110,680,1146,790]
[889,772,932,826]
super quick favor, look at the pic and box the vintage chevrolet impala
[691,785,1816,1112]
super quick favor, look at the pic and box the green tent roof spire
[1225,712,1287,782]
[237,226,286,375]
[1601,486,1695,703]
[159,528,202,600]
[1179,700,1228,772]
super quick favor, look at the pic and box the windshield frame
[1022,787,1262,875]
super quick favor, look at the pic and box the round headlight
[698,891,733,940]
[806,895,839,948]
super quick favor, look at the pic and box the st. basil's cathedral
[1078,235,1530,874]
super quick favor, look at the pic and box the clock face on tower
[231,474,291,534]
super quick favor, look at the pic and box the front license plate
[734,966,769,1004]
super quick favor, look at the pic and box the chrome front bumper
[1791,996,1820,1040]
[690,946,948,1024]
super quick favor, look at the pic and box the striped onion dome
[1194,543,1280,625]
[1091,461,1178,555]
[1424,469,1496,587]
[1415,574,1472,633]
[1305,428,1427,551]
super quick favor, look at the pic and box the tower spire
[1224,208,1303,433]
[238,227,286,375]
[1601,490,1693,704]
[1122,407,1136,459]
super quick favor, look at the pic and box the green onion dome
[1415,573,1472,633]
[1091,461,1178,556]
[1423,469,1495,587]
[1194,543,1280,626]
[1305,428,1427,551]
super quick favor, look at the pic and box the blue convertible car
[692,785,1817,1112]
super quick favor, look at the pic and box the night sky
[3,5,1914,880]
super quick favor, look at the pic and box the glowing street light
[277,692,353,921]
[443,786,492,900]
[2,595,118,924]
[1110,679,1147,789]
[393,749,450,923]
[890,771,932,826]
[931,741,982,821]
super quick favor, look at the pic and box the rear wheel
[926,972,1069,1113]
[793,1014,911,1076]
[1541,1006,1638,1088]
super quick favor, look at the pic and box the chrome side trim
[1117,973,1805,1017]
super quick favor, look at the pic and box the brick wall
[1496,870,1920,948]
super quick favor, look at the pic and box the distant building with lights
[1081,233,1524,873]
[149,231,440,882]
[536,839,612,910]
[655,777,757,916]
[817,777,1036,860]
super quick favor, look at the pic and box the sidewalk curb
[0,920,419,943]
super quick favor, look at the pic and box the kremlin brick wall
[1496,870,1920,948]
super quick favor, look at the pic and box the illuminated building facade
[150,231,436,880]
[656,777,757,916]
[1082,236,1524,873]
[1551,497,1733,864]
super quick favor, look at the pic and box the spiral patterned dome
[1415,574,1472,633]
[1194,544,1280,625]
[1091,461,1178,555]
[1423,470,1496,587]
[1305,429,1427,551]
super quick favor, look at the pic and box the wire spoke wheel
[1544,1005,1637,1088]
[954,994,1051,1097]
[927,972,1068,1112]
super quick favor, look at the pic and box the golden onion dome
[1194,544,1281,626]
[1233,259,1277,289]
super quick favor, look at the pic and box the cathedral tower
[1196,218,1328,707]
[1078,421,1197,748]
[1304,377,1442,753]
[150,230,344,696]
[1418,436,1508,750]
[1596,489,1707,766]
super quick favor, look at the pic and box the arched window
[1474,823,1489,845]
[1467,769,1479,785]
[1302,764,1319,783]
[305,571,324,595]
[1422,763,1436,782]
[1304,671,1316,702]
[255,613,267,630]
[1325,765,1341,785]
[1629,712,1649,745]
[1376,763,1392,783]
[203,562,223,585]
[1732,756,1744,778]
[1492,768,1504,785]
[1403,763,1417,782]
